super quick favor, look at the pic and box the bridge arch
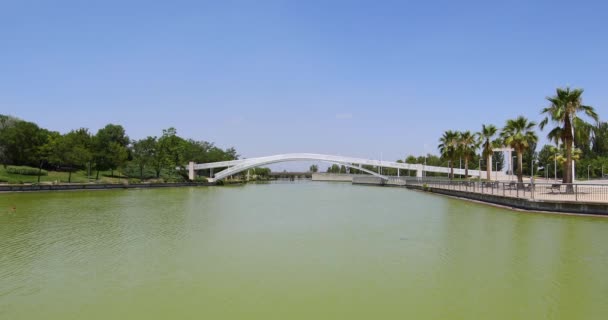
[187,153,486,182]
[211,158,387,181]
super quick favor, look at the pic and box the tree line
[0,115,238,182]
[428,87,606,184]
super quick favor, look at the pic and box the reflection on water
[1,182,607,319]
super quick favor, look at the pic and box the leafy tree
[0,119,49,167]
[592,122,608,156]
[521,141,538,176]
[48,128,93,182]
[92,124,129,179]
[540,87,598,184]
[326,164,341,173]
[309,164,318,172]
[151,128,183,178]
[500,116,538,183]
[538,145,561,179]
[131,137,157,179]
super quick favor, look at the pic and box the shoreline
[3,179,607,217]
[0,182,215,193]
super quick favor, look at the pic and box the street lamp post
[531,159,534,179]
[588,165,591,181]
[424,155,427,177]
[479,157,482,182]
[459,157,462,179]
[546,164,549,180]
[554,153,558,182]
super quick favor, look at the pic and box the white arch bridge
[185,153,487,182]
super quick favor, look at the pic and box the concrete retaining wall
[352,176,385,185]
[407,185,608,216]
[312,173,359,182]
[0,182,213,193]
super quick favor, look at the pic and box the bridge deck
[184,153,506,181]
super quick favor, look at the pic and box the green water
[1,182,607,319]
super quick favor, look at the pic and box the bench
[482,182,498,188]
[549,184,561,193]
[505,181,517,190]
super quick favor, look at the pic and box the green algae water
[1,181,607,319]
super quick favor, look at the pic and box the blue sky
[2,0,608,167]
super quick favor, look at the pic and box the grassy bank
[0,166,127,184]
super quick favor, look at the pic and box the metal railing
[400,179,608,203]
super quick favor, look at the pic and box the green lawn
[0,167,127,184]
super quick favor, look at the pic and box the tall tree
[49,128,93,183]
[131,137,157,179]
[540,87,599,184]
[478,124,498,180]
[0,119,49,167]
[458,131,477,178]
[592,122,608,156]
[501,116,538,183]
[92,124,130,178]
[438,130,459,179]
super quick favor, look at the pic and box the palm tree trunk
[517,151,523,183]
[564,116,575,193]
[450,162,454,179]
[487,154,492,180]
[464,158,469,178]
[565,139,573,183]
[563,117,573,184]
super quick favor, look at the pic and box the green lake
[1,181,607,319]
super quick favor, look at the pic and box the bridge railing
[404,179,608,203]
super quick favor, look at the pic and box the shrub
[194,177,208,183]
[6,166,48,176]
[121,163,157,179]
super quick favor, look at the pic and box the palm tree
[500,116,538,184]
[478,124,498,180]
[438,130,459,179]
[458,131,477,178]
[540,87,598,184]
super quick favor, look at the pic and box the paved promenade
[390,178,608,204]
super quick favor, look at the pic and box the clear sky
[2,0,608,167]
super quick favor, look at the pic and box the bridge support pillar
[188,162,196,181]
[210,168,214,178]
[416,165,423,178]
[397,168,400,177]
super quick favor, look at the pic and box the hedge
[5,166,48,176]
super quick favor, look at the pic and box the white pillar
[397,168,400,177]
[188,162,195,181]
[416,164,423,177]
